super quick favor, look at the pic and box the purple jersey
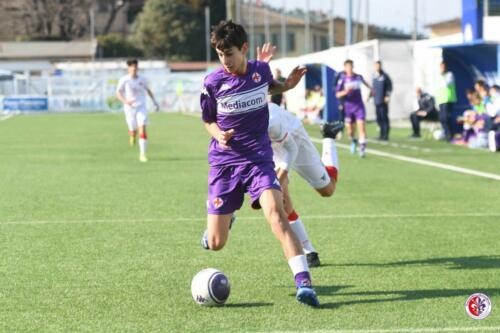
[336,72,366,111]
[200,60,274,166]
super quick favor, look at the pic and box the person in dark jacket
[270,68,286,106]
[370,61,392,140]
[410,88,439,138]
[334,70,345,123]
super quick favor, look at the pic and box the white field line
[264,327,500,333]
[179,113,500,181]
[0,113,16,122]
[365,138,453,153]
[310,137,500,181]
[1,212,499,226]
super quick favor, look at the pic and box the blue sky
[264,0,462,34]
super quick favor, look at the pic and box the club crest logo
[465,293,492,320]
[252,72,261,83]
[212,197,224,209]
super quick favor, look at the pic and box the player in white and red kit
[255,44,343,267]
[116,59,159,162]
[268,102,342,267]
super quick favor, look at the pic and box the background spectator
[270,68,286,106]
[300,85,325,124]
[410,87,438,138]
[371,60,392,141]
[435,61,457,141]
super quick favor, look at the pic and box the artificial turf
[0,112,499,332]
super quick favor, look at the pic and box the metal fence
[0,72,206,113]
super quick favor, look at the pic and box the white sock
[288,254,309,275]
[321,138,339,169]
[139,138,147,155]
[290,218,317,254]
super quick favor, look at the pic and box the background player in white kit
[268,102,342,267]
[116,59,160,162]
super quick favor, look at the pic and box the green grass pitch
[0,112,499,333]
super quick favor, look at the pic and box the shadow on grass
[318,288,500,309]
[288,285,354,297]
[222,302,273,308]
[331,256,500,270]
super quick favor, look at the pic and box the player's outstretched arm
[361,76,374,102]
[269,66,307,95]
[256,42,276,63]
[146,88,160,111]
[255,43,305,95]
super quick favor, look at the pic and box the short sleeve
[268,116,287,142]
[268,104,287,142]
[116,77,125,93]
[445,72,455,85]
[260,61,274,86]
[200,81,217,123]
[142,76,149,89]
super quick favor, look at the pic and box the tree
[132,0,225,60]
[97,33,143,57]
[21,0,92,40]
[98,0,130,35]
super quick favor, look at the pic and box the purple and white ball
[191,268,230,306]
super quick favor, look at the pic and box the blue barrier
[3,97,48,112]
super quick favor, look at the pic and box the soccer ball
[191,268,230,306]
[433,129,444,140]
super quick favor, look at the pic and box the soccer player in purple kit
[199,20,319,307]
[336,59,372,157]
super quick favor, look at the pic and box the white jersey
[268,103,302,142]
[268,102,330,189]
[116,74,148,111]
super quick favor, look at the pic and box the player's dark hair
[211,20,247,50]
[375,60,382,66]
[475,79,488,89]
[126,59,138,67]
[491,84,500,91]
[344,59,354,66]
[465,88,475,95]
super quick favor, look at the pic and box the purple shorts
[344,105,366,124]
[207,162,281,215]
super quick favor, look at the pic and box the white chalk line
[365,138,453,153]
[263,327,500,333]
[310,137,500,181]
[178,113,500,181]
[1,212,499,226]
[0,113,16,122]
